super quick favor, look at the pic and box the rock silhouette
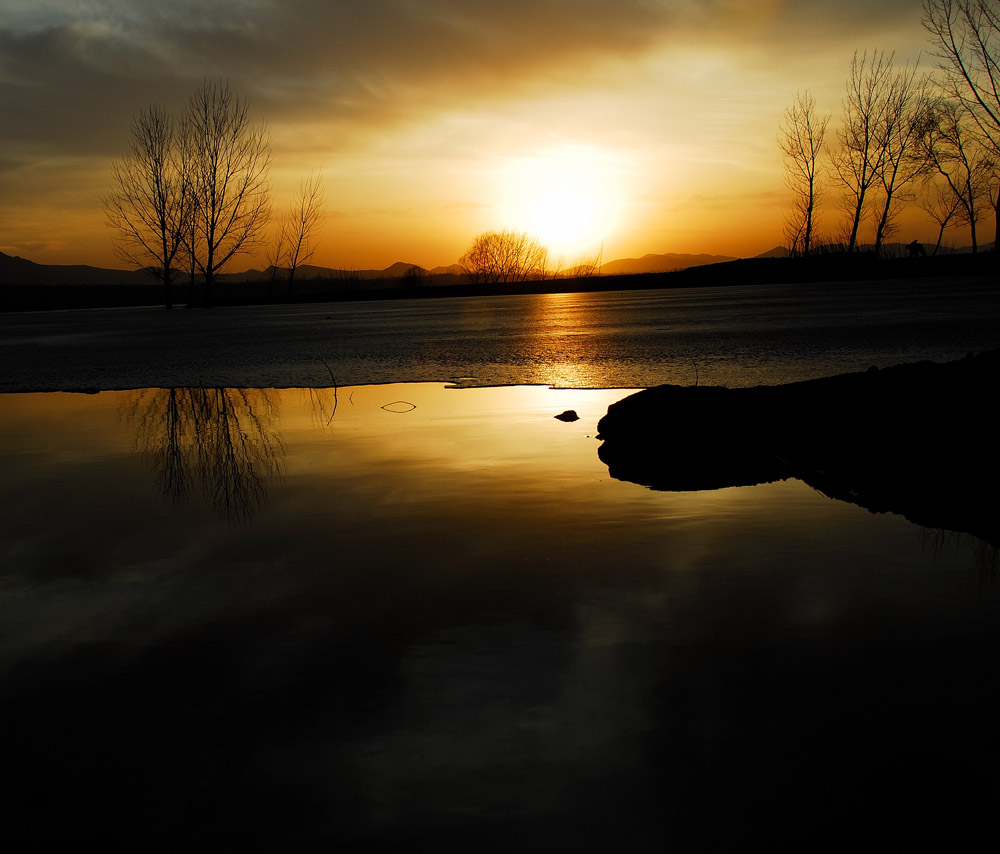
[597,349,1000,546]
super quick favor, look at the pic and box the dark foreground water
[2,382,998,850]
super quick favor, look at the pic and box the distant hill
[229,261,433,283]
[18,241,985,292]
[599,252,737,275]
[0,251,153,286]
[429,263,467,277]
[2,249,752,288]
[755,246,789,259]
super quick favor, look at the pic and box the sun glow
[495,145,626,262]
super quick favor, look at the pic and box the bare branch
[180,81,272,304]
[103,105,191,308]
[460,229,549,283]
[778,90,829,256]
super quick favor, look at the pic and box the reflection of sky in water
[1,385,999,847]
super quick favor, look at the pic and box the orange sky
[0,1,931,272]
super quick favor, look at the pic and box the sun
[495,145,625,261]
[528,189,599,251]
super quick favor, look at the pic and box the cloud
[1,0,930,155]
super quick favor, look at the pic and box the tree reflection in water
[125,388,284,524]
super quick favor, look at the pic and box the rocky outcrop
[597,349,1000,546]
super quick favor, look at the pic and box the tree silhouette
[778,91,829,256]
[919,98,996,251]
[923,0,1000,248]
[833,50,915,254]
[870,62,932,256]
[460,229,548,283]
[918,172,965,253]
[278,171,325,298]
[103,106,191,309]
[180,81,272,305]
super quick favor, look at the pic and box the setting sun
[495,145,626,262]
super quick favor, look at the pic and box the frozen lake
[2,276,999,392]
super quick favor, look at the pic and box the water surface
[3,277,998,391]
[2,384,998,849]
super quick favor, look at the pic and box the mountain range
[0,249,769,287]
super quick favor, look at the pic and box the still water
[1,382,998,849]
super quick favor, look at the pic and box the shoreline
[2,252,994,313]
[597,349,1000,546]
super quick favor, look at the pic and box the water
[2,377,999,849]
[3,277,999,391]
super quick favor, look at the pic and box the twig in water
[319,358,338,423]
[381,401,416,413]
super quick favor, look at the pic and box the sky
[0,0,931,271]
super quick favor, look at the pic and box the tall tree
[871,64,931,256]
[833,50,897,253]
[181,81,272,304]
[778,91,829,256]
[103,105,190,309]
[923,0,1000,247]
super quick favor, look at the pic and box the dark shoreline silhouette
[3,250,994,312]
[598,348,1000,546]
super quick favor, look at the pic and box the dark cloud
[1,0,932,156]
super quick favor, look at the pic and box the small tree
[460,230,549,283]
[918,175,964,253]
[919,99,995,251]
[779,91,829,256]
[263,222,287,299]
[280,172,325,297]
[181,81,272,304]
[103,105,190,309]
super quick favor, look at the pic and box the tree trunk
[994,197,999,252]
[873,200,890,258]
[846,195,865,253]
[162,267,173,310]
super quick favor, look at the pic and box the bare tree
[263,222,287,299]
[923,0,1000,246]
[280,172,325,297]
[779,91,829,256]
[570,245,604,277]
[103,106,190,309]
[919,98,996,251]
[832,50,898,253]
[871,65,932,255]
[460,230,549,283]
[181,81,272,304]
[918,174,965,253]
